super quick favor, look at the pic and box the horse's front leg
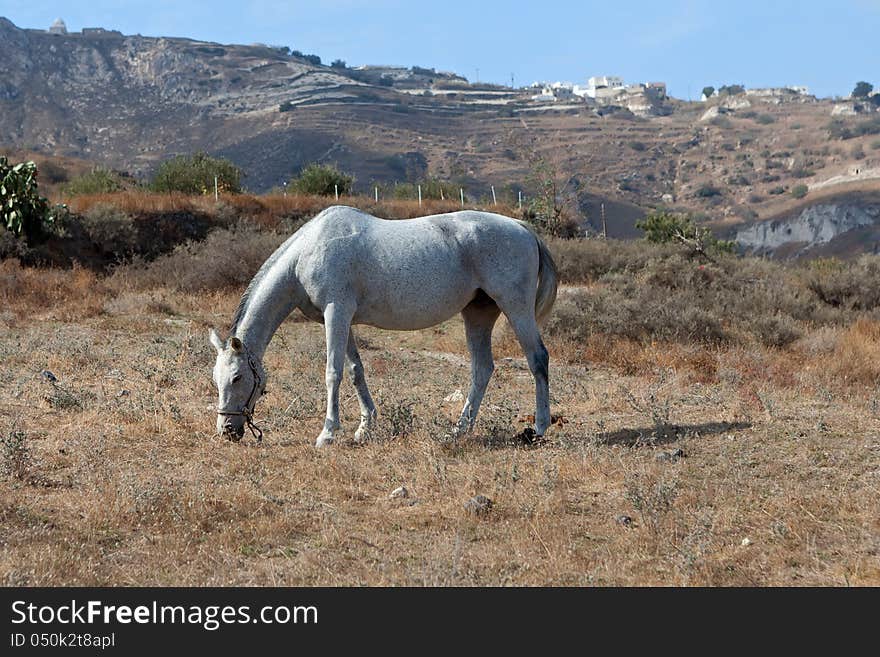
[315,302,353,448]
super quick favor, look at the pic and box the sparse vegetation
[828,116,880,140]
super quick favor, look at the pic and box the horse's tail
[515,220,558,324]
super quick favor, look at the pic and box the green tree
[0,157,65,241]
[330,59,347,69]
[149,152,242,194]
[791,184,808,199]
[288,163,353,196]
[852,81,873,98]
[701,86,715,99]
[636,211,735,254]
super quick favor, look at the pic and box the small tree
[636,211,735,255]
[1,157,64,241]
[852,81,873,98]
[701,86,715,99]
[288,163,353,196]
[330,59,347,69]
[791,184,808,199]
[150,152,242,194]
[523,155,580,237]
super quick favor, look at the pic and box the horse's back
[296,206,540,329]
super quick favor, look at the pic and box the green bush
[636,211,735,254]
[62,167,126,196]
[791,184,808,199]
[288,163,353,196]
[150,152,242,195]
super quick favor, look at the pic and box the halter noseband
[216,348,264,442]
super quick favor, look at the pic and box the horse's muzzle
[219,421,245,441]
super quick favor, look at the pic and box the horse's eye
[231,374,241,384]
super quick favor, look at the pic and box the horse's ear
[229,336,243,353]
[209,328,224,352]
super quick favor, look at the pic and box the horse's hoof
[315,431,335,448]
[353,427,371,444]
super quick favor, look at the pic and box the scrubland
[1,194,878,585]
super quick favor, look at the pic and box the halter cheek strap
[217,351,264,442]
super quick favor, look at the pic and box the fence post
[335,184,339,200]
[460,188,464,207]
[491,185,497,206]
[375,186,378,202]
[214,176,218,201]
[418,184,422,206]
[518,190,522,210]
[601,202,607,239]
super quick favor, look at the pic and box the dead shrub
[825,319,880,385]
[80,204,139,261]
[0,259,105,319]
[109,222,285,293]
[751,315,803,348]
[808,255,880,311]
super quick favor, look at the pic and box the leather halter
[216,349,264,442]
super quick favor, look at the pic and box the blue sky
[3,1,878,99]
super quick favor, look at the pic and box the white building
[49,18,67,35]
[584,75,624,99]
[530,86,556,102]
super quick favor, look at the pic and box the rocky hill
[3,16,880,254]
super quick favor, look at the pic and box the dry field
[1,252,879,587]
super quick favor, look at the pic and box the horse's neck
[234,265,303,359]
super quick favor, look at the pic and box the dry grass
[62,191,517,229]
[1,260,878,586]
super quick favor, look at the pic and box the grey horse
[210,205,557,447]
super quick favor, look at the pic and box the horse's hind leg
[346,329,377,443]
[456,299,501,436]
[316,302,354,448]
[505,312,551,437]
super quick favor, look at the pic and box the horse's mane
[229,233,298,335]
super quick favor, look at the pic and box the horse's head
[209,329,266,441]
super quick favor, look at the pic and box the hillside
[2,17,880,254]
